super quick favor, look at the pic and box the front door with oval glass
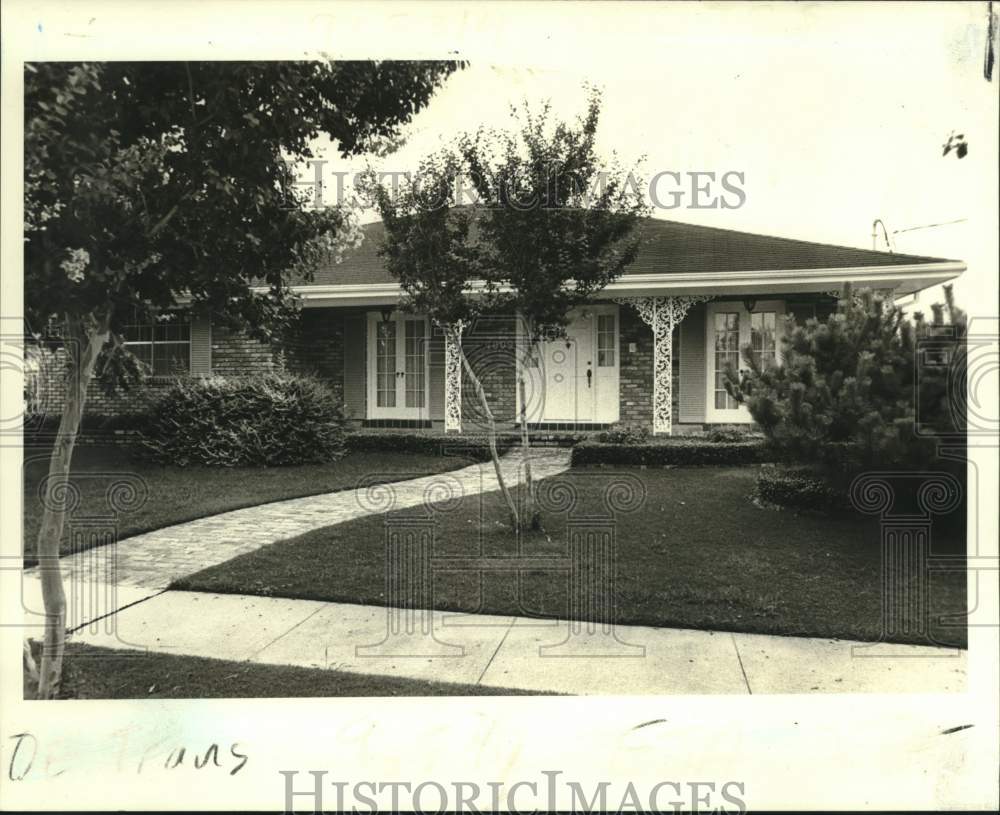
[366,312,429,420]
[526,306,620,424]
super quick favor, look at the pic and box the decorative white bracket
[614,296,713,435]
[443,321,464,433]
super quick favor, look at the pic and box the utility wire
[893,218,968,235]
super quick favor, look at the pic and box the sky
[306,1,998,310]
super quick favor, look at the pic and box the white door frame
[515,305,620,424]
[704,299,785,424]
[366,311,430,420]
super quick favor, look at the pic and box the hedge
[571,438,769,467]
[755,469,846,512]
[345,431,518,462]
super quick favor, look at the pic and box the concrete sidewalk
[69,590,967,695]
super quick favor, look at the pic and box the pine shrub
[724,284,967,476]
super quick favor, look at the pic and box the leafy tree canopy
[24,60,461,347]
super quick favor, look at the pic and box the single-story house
[32,218,965,436]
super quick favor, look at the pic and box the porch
[284,293,848,436]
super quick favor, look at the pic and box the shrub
[724,284,967,475]
[141,374,346,466]
[345,431,517,462]
[705,425,756,443]
[755,468,845,512]
[571,438,768,467]
[598,424,650,445]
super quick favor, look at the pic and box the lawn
[22,444,474,564]
[26,643,538,698]
[177,466,968,647]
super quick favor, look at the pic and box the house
[32,218,965,436]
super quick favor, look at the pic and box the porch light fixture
[742,297,757,313]
[379,306,394,323]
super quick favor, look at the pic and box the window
[404,319,426,409]
[750,311,777,369]
[713,311,740,410]
[123,311,191,375]
[597,314,616,367]
[375,320,396,408]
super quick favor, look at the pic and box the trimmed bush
[345,431,517,462]
[598,424,650,445]
[571,438,768,467]
[705,425,758,444]
[141,374,346,466]
[756,469,846,512]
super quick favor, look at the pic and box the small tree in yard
[363,151,521,529]
[23,60,459,698]
[462,90,649,528]
[725,283,967,477]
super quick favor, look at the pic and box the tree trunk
[519,371,541,532]
[36,315,109,699]
[456,340,519,530]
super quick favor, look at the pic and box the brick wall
[461,315,518,431]
[29,345,176,421]
[617,306,680,430]
[283,310,345,402]
[210,327,281,378]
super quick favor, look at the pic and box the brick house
[33,218,965,435]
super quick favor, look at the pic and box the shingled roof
[307,216,956,287]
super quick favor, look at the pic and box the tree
[461,90,649,528]
[363,151,521,529]
[23,60,460,698]
[725,284,967,477]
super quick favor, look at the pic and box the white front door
[367,312,429,420]
[526,306,619,424]
[705,300,784,423]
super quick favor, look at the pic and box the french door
[366,312,430,420]
[705,300,784,423]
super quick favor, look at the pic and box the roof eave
[287,261,965,306]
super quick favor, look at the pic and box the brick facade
[29,345,175,421]
[29,296,826,432]
[460,315,518,431]
[616,306,680,430]
[283,310,346,403]
[210,326,281,378]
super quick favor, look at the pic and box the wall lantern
[742,297,757,313]
[380,306,394,323]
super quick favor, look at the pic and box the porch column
[615,296,712,435]
[443,321,463,433]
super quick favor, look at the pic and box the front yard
[22,444,474,564]
[176,465,967,648]
[28,642,538,698]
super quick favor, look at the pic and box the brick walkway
[25,449,572,596]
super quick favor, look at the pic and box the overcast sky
[308,1,996,307]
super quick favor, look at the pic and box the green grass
[27,643,538,698]
[177,466,967,647]
[22,444,474,564]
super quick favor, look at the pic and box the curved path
[20,449,571,629]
